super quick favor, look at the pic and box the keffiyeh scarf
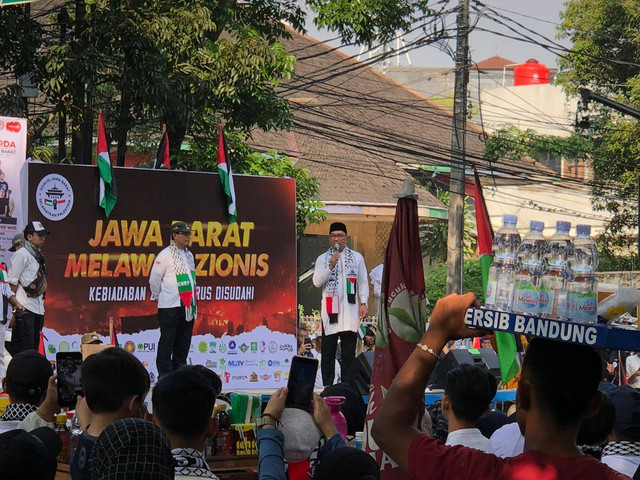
[324,247,358,323]
[0,403,37,421]
[170,243,197,321]
[172,448,218,479]
[602,441,640,457]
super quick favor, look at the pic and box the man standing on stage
[149,221,198,377]
[7,221,47,354]
[313,222,368,387]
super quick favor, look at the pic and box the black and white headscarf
[91,418,174,480]
[173,448,219,479]
[324,247,358,296]
[602,441,640,457]
[0,403,37,421]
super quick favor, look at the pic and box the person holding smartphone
[312,223,369,387]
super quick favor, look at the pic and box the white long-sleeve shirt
[7,247,44,315]
[313,247,368,336]
[626,354,640,389]
[149,246,195,309]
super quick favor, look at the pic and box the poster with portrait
[0,116,27,268]
[27,163,297,389]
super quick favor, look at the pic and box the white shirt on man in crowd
[446,428,489,450]
[484,422,525,457]
[626,353,640,389]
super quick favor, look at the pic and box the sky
[304,0,570,69]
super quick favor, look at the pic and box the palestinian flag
[346,276,357,304]
[473,166,519,384]
[0,264,6,283]
[217,126,237,223]
[97,113,117,217]
[154,131,170,169]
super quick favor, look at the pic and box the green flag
[97,113,117,217]
[473,167,519,384]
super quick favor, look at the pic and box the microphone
[333,243,340,252]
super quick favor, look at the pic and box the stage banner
[0,116,27,267]
[27,163,297,388]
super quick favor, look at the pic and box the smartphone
[56,352,83,408]
[285,355,319,410]
[303,337,312,346]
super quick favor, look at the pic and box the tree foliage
[180,131,327,237]
[424,258,484,316]
[483,125,592,167]
[0,0,448,234]
[558,0,640,253]
[308,0,432,45]
[420,188,476,262]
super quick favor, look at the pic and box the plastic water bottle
[567,225,598,323]
[69,412,82,464]
[512,221,546,315]
[485,214,521,311]
[539,221,573,319]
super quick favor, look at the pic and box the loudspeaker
[428,348,501,389]
[344,351,374,396]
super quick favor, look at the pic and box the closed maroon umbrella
[364,180,427,480]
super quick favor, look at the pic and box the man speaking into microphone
[313,222,368,387]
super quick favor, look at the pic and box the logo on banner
[36,174,74,221]
[268,341,278,354]
[6,122,21,133]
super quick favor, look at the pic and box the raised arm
[371,293,484,470]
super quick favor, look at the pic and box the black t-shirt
[70,431,98,480]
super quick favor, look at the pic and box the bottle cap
[555,221,571,233]
[529,220,544,232]
[576,224,591,236]
[503,214,518,227]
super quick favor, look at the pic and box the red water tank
[513,59,550,86]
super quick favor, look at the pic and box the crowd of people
[0,220,639,479]
[0,292,638,479]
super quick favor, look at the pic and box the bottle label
[514,282,538,313]
[570,290,598,323]
[485,276,496,306]
[538,285,555,315]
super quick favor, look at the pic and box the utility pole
[446,0,470,294]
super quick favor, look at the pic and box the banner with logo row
[43,326,296,388]
[28,163,298,389]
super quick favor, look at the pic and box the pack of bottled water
[484,216,598,324]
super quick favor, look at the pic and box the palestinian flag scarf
[170,243,197,321]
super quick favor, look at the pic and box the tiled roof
[249,32,545,207]
[473,55,518,70]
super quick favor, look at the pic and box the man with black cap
[313,222,368,387]
[149,221,197,377]
[600,384,640,477]
[7,221,48,354]
[0,350,52,433]
[0,427,62,480]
